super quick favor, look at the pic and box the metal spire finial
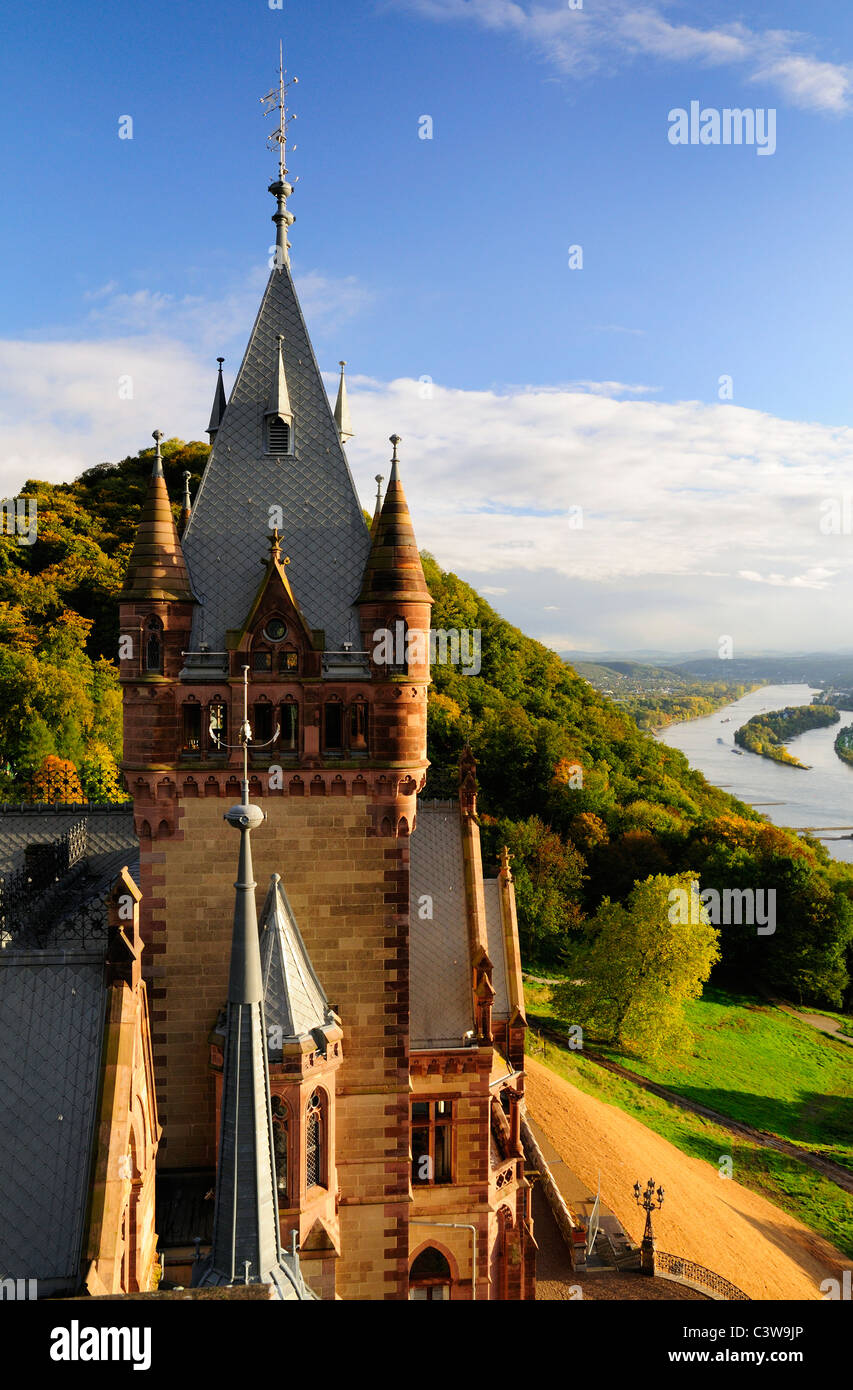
[389,435,401,461]
[374,474,384,509]
[152,429,165,478]
[182,471,192,508]
[261,42,299,268]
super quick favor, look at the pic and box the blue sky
[4,0,853,653]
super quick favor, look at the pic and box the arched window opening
[272,1096,289,1201]
[145,617,163,673]
[208,701,227,756]
[182,702,201,755]
[323,701,343,753]
[280,648,299,673]
[280,700,299,754]
[388,616,408,676]
[252,647,272,673]
[349,700,368,752]
[306,1090,325,1190]
[409,1247,452,1302]
[253,701,273,743]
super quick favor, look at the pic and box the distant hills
[564,651,853,688]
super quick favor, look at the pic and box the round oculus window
[264,619,288,642]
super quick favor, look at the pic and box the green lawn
[525,1025,853,1260]
[524,982,853,1173]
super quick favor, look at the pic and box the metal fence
[656,1250,750,1301]
[0,820,110,950]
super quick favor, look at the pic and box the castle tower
[120,59,430,1299]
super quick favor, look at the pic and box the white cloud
[5,312,853,649]
[394,0,853,114]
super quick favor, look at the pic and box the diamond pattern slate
[182,267,371,657]
[259,876,331,1049]
[0,808,136,875]
[483,879,510,1022]
[0,955,104,1284]
[409,804,475,1049]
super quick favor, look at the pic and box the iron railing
[656,1250,750,1300]
[0,821,111,950]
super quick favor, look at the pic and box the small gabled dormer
[265,333,294,455]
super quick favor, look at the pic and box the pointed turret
[358,437,432,605]
[121,431,194,602]
[206,358,227,443]
[193,676,315,1300]
[265,335,294,449]
[260,874,341,1058]
[334,361,353,445]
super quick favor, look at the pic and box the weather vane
[210,666,279,799]
[260,40,298,184]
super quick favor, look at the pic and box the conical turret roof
[206,358,228,441]
[122,431,194,602]
[358,437,432,606]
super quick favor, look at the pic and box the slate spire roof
[193,722,314,1299]
[206,357,227,442]
[181,259,371,661]
[259,874,340,1058]
[359,437,432,606]
[121,430,194,603]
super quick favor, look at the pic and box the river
[655,684,853,864]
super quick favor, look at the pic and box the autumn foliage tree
[552,873,721,1057]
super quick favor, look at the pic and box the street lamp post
[633,1177,665,1276]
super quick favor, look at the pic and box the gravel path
[525,1055,850,1301]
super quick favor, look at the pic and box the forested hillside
[3,440,852,1008]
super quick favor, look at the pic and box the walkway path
[525,1054,850,1301]
[775,1001,853,1046]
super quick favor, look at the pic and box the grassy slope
[525,1016,853,1259]
[524,982,853,1257]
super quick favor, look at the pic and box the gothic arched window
[271,1096,289,1201]
[182,700,201,754]
[349,699,368,752]
[409,1247,452,1301]
[280,699,299,754]
[388,616,408,676]
[323,700,343,753]
[306,1090,325,1190]
[208,700,227,756]
[145,617,163,673]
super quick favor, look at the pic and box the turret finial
[374,474,384,509]
[262,42,298,268]
[179,469,192,537]
[334,360,354,445]
[152,429,164,478]
[390,435,401,462]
